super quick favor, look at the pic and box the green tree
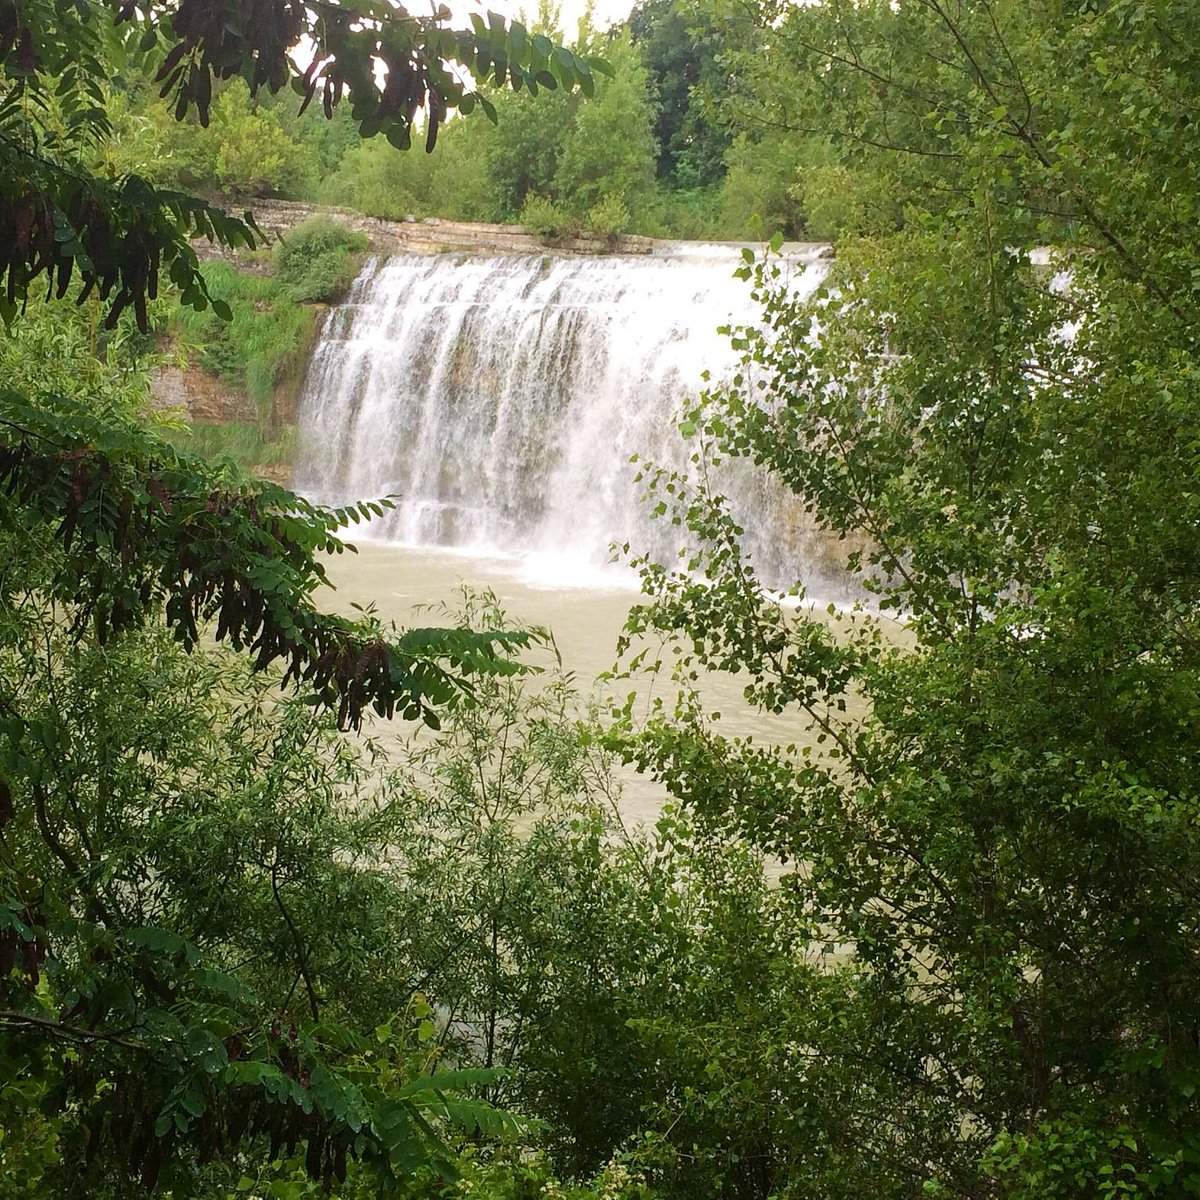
[361,595,822,1197]
[0,0,604,1189]
[481,87,574,220]
[321,113,495,222]
[208,78,308,195]
[621,0,1200,1196]
[556,31,657,219]
[717,130,807,238]
[627,0,729,189]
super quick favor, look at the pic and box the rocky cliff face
[150,361,258,425]
[216,199,659,258]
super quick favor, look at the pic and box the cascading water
[295,244,846,595]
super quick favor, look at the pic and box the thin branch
[270,862,321,1021]
[0,1008,146,1050]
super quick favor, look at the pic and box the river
[318,539,858,827]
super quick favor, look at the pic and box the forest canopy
[70,0,879,242]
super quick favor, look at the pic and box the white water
[295,245,849,597]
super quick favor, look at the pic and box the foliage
[585,192,631,239]
[162,420,297,475]
[0,0,599,329]
[0,0,627,1192]
[316,593,828,1198]
[316,21,660,236]
[0,575,825,1197]
[110,78,356,201]
[320,115,497,223]
[520,193,578,241]
[398,1145,659,1199]
[172,260,316,408]
[0,617,530,1194]
[479,51,576,221]
[175,78,313,195]
[628,184,722,241]
[267,93,361,186]
[615,0,1200,1196]
[272,218,368,304]
[168,221,367,470]
[628,0,729,189]
[0,386,536,731]
[717,132,808,240]
[554,32,657,219]
[0,289,166,409]
[717,132,902,240]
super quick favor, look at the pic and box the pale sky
[452,0,636,41]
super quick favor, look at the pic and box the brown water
[318,541,867,827]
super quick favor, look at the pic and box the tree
[0,0,605,330]
[197,78,309,195]
[620,0,1200,1195]
[0,1,608,1190]
[476,2,577,221]
[555,30,658,219]
[627,0,728,190]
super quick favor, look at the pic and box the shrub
[585,192,631,239]
[626,185,724,240]
[718,132,809,240]
[271,217,369,304]
[520,193,579,241]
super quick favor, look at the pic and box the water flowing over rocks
[295,242,863,601]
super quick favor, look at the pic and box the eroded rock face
[149,363,257,425]
[204,198,658,259]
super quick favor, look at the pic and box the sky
[451,0,636,41]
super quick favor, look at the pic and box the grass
[173,262,317,411]
[169,219,368,474]
[161,421,298,475]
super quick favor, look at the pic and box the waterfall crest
[295,246,843,592]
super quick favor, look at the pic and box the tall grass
[161,421,297,474]
[169,220,367,474]
[173,263,315,411]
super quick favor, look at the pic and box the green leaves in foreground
[0,0,609,332]
[0,389,535,730]
[0,923,522,1192]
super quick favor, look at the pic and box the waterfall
[295,244,846,595]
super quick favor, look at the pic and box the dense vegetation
[5,0,1200,1198]
[90,0,872,241]
[164,219,367,474]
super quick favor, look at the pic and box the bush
[718,132,809,240]
[272,217,369,303]
[318,117,495,223]
[585,192,631,239]
[790,161,904,241]
[629,185,724,240]
[520,193,579,241]
[152,79,311,196]
[319,136,432,220]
